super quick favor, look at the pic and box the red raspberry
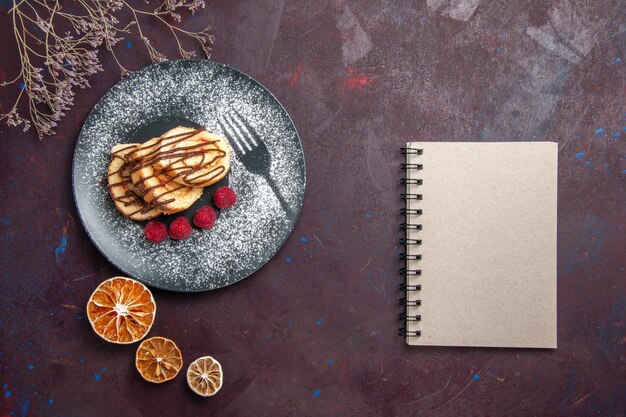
[144,220,167,243]
[168,217,193,240]
[193,205,217,229]
[213,186,237,209]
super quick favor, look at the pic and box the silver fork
[218,112,294,218]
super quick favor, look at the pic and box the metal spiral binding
[399,146,423,339]
[398,312,422,321]
[399,283,421,291]
[400,148,423,155]
[399,238,421,246]
[400,193,423,200]
[399,253,421,261]
[400,163,423,170]
[398,297,421,306]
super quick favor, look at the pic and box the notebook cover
[404,142,557,348]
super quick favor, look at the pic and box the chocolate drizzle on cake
[106,128,228,217]
[107,144,157,216]
[128,128,227,209]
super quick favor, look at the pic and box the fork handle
[265,177,295,218]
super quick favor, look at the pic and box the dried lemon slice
[135,337,183,383]
[86,277,156,344]
[187,356,223,396]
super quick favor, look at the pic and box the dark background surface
[1,1,625,416]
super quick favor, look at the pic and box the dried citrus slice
[187,356,223,396]
[86,277,156,344]
[136,337,183,383]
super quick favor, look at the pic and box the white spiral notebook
[400,142,557,348]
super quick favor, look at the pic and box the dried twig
[1,0,213,139]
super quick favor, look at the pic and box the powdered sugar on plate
[73,60,306,291]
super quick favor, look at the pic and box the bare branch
[1,0,213,139]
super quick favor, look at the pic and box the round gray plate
[73,60,306,292]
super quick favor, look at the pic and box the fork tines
[219,113,261,155]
